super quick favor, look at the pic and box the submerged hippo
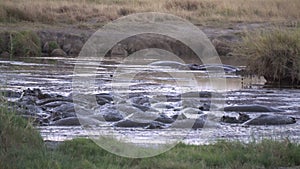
[53,116,103,126]
[221,113,251,123]
[149,61,188,70]
[223,104,283,112]
[113,119,167,129]
[244,114,296,125]
[187,64,240,73]
[221,113,296,125]
[171,115,218,129]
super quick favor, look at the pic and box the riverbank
[0,0,300,66]
[0,21,282,66]
[1,108,300,169]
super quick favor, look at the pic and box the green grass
[236,28,300,86]
[1,105,300,169]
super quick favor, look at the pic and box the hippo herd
[1,87,297,130]
[149,61,241,73]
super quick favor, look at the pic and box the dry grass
[0,0,299,26]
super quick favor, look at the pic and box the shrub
[48,41,60,53]
[9,30,42,57]
[236,28,300,86]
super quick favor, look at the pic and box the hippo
[154,114,175,124]
[149,61,188,70]
[95,105,124,122]
[221,113,251,123]
[171,117,217,129]
[244,114,296,125]
[95,93,113,105]
[36,97,73,106]
[180,107,203,114]
[113,119,167,129]
[53,117,80,126]
[187,64,240,73]
[53,117,102,126]
[222,104,283,112]
[152,102,174,109]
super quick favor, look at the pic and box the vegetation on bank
[0,0,299,27]
[236,28,300,86]
[0,30,41,57]
[1,106,300,169]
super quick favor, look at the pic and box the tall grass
[236,28,300,85]
[0,0,299,25]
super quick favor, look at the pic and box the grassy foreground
[1,106,300,169]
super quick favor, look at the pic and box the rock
[51,49,67,57]
[244,114,296,125]
[223,104,283,112]
[68,39,84,56]
[62,43,72,53]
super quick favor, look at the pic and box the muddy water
[1,57,300,145]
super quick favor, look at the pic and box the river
[0,56,299,146]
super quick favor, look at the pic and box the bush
[9,30,42,57]
[236,28,300,86]
[48,41,60,52]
